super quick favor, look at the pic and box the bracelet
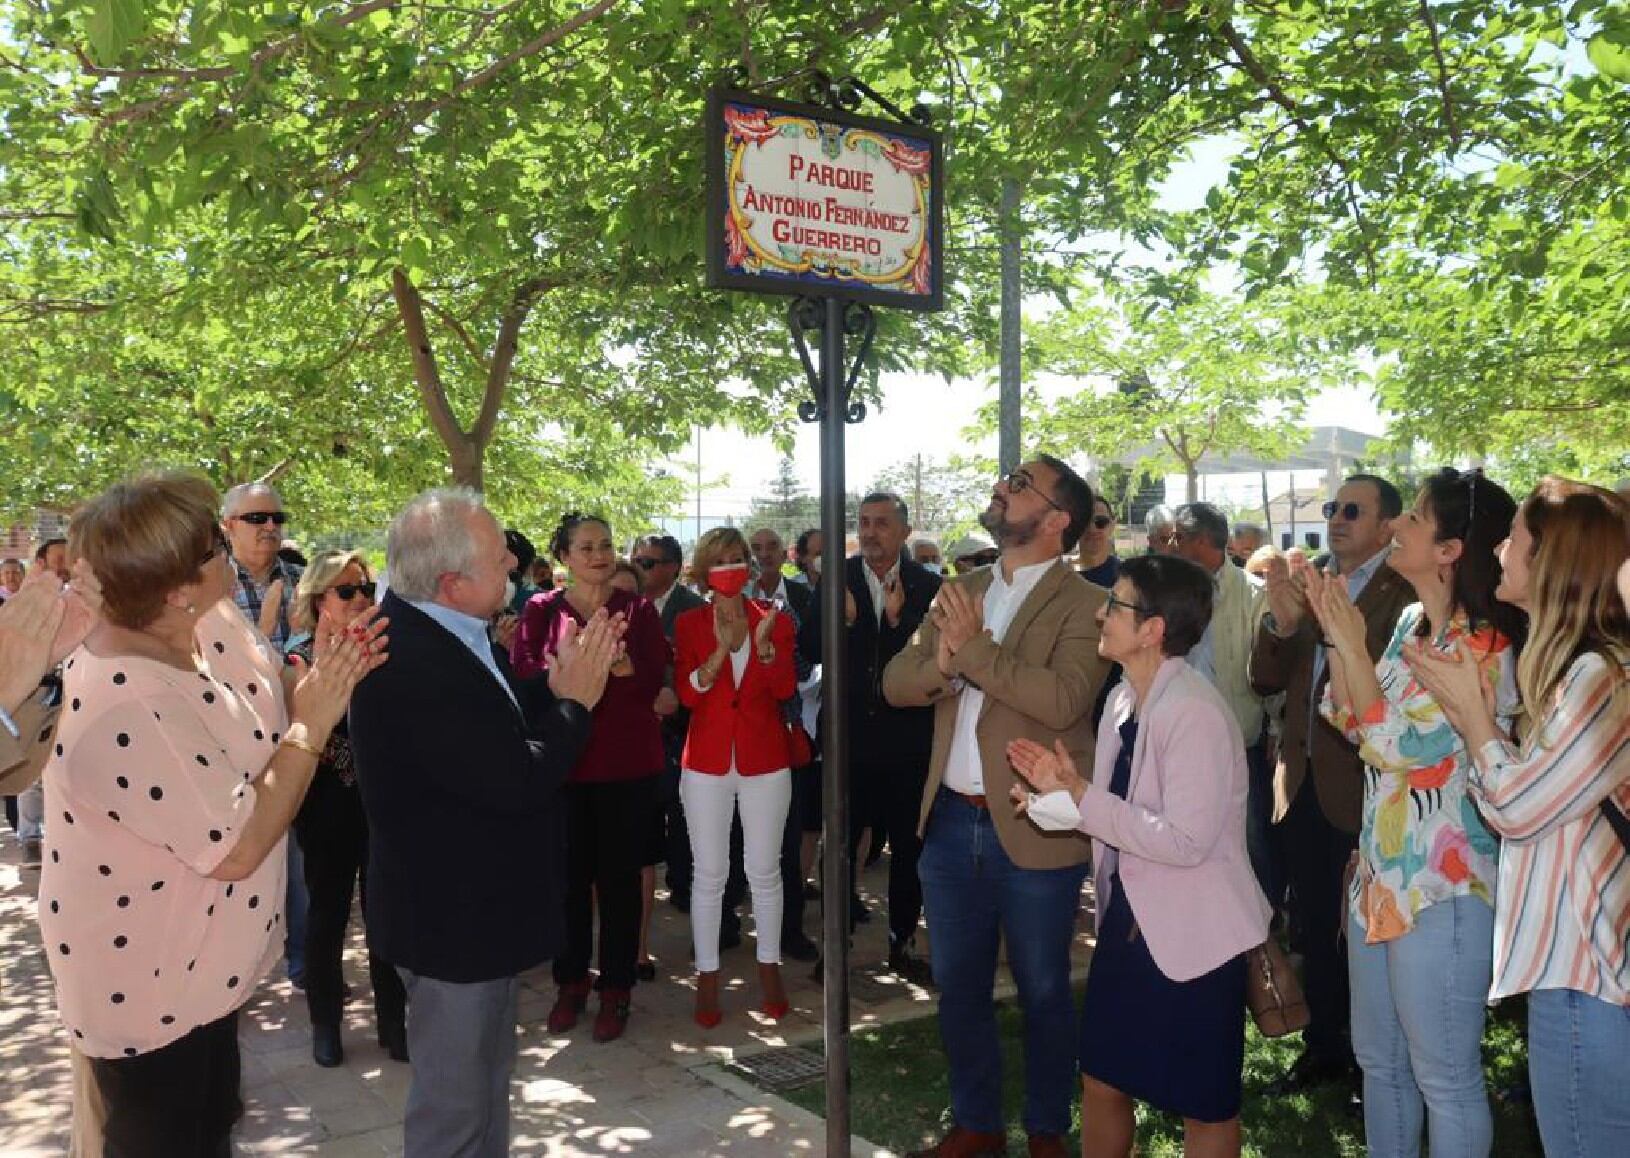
[279,735,324,759]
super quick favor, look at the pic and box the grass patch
[776,993,1542,1156]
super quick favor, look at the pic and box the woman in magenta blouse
[511,512,669,1044]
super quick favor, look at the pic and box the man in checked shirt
[221,481,311,986]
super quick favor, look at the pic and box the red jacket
[674,599,796,776]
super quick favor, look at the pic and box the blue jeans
[1348,895,1494,1158]
[285,836,309,983]
[1526,988,1630,1157]
[918,789,1087,1137]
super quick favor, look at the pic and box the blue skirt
[1078,876,1248,1123]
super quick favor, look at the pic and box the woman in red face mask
[673,526,799,1026]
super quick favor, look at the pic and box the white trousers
[680,768,790,972]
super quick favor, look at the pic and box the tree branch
[1213,19,1378,284]
[470,278,555,451]
[390,267,473,467]
[422,298,491,371]
[1417,0,1461,150]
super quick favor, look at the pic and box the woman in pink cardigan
[1010,554,1269,1158]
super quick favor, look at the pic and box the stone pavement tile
[313,1126,403,1157]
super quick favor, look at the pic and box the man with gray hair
[222,482,301,648]
[1144,503,1177,554]
[350,488,624,1158]
[1229,522,1267,565]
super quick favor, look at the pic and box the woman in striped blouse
[1409,478,1630,1157]
[1306,468,1522,1158]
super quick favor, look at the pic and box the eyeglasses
[1001,469,1065,513]
[1090,515,1113,530]
[1322,501,1365,521]
[632,557,666,570]
[196,525,229,570]
[1105,591,1154,616]
[328,581,377,601]
[232,511,288,527]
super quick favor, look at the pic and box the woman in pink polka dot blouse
[36,473,386,1156]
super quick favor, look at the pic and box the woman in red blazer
[674,527,797,1027]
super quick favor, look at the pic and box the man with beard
[884,456,1110,1158]
[799,492,940,983]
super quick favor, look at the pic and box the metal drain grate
[731,1045,826,1092]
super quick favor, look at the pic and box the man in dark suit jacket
[798,492,941,982]
[1249,474,1415,1093]
[632,534,706,911]
[352,489,619,1158]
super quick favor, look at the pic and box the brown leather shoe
[1025,1133,1069,1158]
[906,1125,1008,1157]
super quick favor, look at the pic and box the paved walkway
[2,838,1095,1156]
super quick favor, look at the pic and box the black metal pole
[818,293,852,1157]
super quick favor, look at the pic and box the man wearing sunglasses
[1248,474,1414,1097]
[222,482,301,651]
[884,457,1110,1158]
[222,481,310,990]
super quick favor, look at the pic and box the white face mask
[921,561,942,576]
[1025,790,1083,833]
[503,579,517,607]
[808,556,822,578]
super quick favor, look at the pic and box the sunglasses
[1001,469,1065,513]
[1322,501,1365,522]
[1105,591,1154,617]
[1090,515,1113,530]
[632,557,666,570]
[232,511,289,526]
[328,581,377,601]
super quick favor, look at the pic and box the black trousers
[1281,775,1359,1063]
[91,1011,241,1158]
[779,762,817,940]
[850,758,928,947]
[293,775,405,1034]
[555,776,660,991]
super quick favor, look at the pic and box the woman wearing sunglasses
[286,550,407,1068]
[1076,495,1121,589]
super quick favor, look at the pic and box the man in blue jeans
[884,456,1111,1158]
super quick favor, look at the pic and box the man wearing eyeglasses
[631,534,708,915]
[1249,474,1414,1097]
[884,457,1110,1158]
[222,482,302,650]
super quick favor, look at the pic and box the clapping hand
[931,583,985,653]
[1302,563,1367,659]
[291,606,390,737]
[256,579,286,640]
[714,596,748,653]
[1401,637,1495,731]
[549,609,627,710]
[1263,553,1309,635]
[754,602,779,663]
[1005,737,1087,813]
[882,572,906,626]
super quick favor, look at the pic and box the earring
[185,603,196,614]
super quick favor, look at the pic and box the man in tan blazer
[1248,473,1414,1095]
[884,455,1110,1158]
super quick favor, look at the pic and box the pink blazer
[1078,657,1270,982]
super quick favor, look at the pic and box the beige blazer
[882,560,1111,870]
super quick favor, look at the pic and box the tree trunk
[998,177,1023,475]
[390,268,547,492]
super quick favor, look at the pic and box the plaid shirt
[232,556,303,649]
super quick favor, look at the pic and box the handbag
[1245,938,1310,1038]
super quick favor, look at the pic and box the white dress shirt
[862,558,900,624]
[941,557,1061,795]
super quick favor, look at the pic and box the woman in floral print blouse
[1306,468,1523,1158]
